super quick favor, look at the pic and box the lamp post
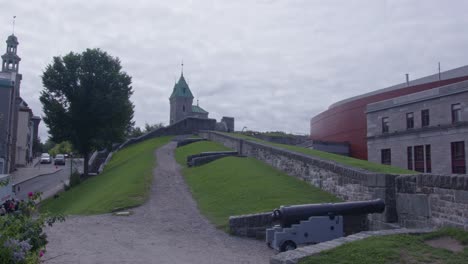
[70,152,73,177]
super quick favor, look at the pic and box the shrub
[0,192,65,263]
[69,171,81,188]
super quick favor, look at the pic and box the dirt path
[45,142,273,264]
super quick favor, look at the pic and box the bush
[69,171,81,188]
[0,192,65,263]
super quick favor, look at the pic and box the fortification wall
[396,174,468,230]
[199,131,468,231]
[119,117,216,150]
[199,131,396,226]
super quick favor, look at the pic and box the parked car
[40,153,52,164]
[54,154,66,165]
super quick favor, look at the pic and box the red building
[310,66,468,160]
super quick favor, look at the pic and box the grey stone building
[169,72,209,124]
[0,34,40,173]
[367,80,468,174]
[0,34,22,173]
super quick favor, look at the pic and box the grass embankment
[225,133,416,175]
[301,228,468,264]
[41,136,172,215]
[176,141,340,230]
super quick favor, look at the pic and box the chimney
[406,73,410,86]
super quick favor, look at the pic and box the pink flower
[28,192,33,197]
[39,250,44,257]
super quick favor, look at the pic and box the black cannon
[272,199,385,228]
[266,199,385,252]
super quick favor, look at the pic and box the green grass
[300,228,468,264]
[176,141,340,230]
[224,132,416,174]
[40,136,172,215]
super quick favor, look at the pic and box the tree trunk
[83,152,89,177]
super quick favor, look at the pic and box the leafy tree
[126,126,144,138]
[40,49,134,175]
[32,137,43,156]
[48,141,73,157]
[144,122,164,133]
[42,139,55,153]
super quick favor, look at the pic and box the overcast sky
[2,0,468,140]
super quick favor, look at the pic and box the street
[13,159,83,201]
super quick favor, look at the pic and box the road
[14,159,83,200]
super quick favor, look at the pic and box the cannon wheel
[280,240,297,252]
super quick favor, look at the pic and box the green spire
[170,73,194,99]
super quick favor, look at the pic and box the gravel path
[45,142,273,264]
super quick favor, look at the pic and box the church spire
[181,60,184,76]
[12,16,16,35]
[1,32,21,73]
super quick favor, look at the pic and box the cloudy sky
[2,0,468,140]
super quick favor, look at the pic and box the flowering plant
[0,192,65,264]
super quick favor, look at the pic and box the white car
[40,153,52,164]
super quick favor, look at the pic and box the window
[414,145,425,172]
[452,103,462,123]
[425,145,431,173]
[182,105,185,112]
[421,109,430,127]
[406,112,414,129]
[381,149,391,165]
[382,117,389,133]
[407,146,413,170]
[451,141,466,174]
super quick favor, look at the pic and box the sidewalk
[11,165,62,184]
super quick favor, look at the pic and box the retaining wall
[396,174,468,230]
[119,117,216,150]
[199,131,468,232]
[199,131,397,227]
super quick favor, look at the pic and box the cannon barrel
[272,199,385,228]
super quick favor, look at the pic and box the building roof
[366,79,468,113]
[170,74,194,99]
[330,65,468,109]
[192,105,208,114]
[7,35,18,45]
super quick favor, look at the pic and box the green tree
[49,141,73,157]
[40,49,134,175]
[126,126,144,138]
[32,137,43,156]
[144,122,164,133]
[42,139,55,153]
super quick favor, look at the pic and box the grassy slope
[176,141,340,230]
[301,228,468,264]
[41,136,172,215]
[225,133,415,174]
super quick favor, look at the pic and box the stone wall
[119,117,216,150]
[229,212,272,239]
[396,174,468,230]
[199,131,397,226]
[250,134,309,146]
[200,131,468,232]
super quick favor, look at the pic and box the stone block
[455,190,468,204]
[396,193,430,218]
